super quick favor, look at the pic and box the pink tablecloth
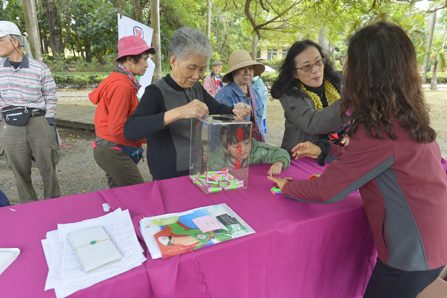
[0,158,376,298]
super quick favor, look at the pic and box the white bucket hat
[223,50,265,83]
[0,21,22,38]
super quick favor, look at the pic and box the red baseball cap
[115,35,155,61]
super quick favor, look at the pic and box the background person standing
[202,61,225,97]
[0,21,60,203]
[215,50,266,141]
[252,75,268,139]
[89,35,155,188]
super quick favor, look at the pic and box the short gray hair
[169,27,213,63]
[10,34,24,47]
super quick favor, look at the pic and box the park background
[1,0,447,203]
[6,0,447,87]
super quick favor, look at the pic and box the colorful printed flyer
[139,204,255,259]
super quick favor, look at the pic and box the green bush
[425,72,447,84]
[102,55,116,73]
[260,72,279,88]
[74,60,89,72]
[268,59,283,71]
[53,72,108,89]
[42,54,54,63]
[88,58,101,72]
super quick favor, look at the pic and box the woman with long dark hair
[269,22,447,297]
[270,40,345,156]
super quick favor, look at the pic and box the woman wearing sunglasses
[271,40,347,158]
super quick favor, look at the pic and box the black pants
[363,258,444,298]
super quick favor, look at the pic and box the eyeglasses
[0,36,12,42]
[296,57,326,73]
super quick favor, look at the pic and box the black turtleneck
[303,83,328,108]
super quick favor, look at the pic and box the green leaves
[3,0,445,74]
[53,73,108,88]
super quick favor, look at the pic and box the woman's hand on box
[232,103,251,119]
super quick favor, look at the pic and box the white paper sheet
[42,209,146,298]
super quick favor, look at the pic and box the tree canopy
[1,0,446,72]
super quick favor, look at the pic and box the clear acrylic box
[190,115,252,194]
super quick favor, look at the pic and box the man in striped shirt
[0,21,60,203]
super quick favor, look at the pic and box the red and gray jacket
[283,121,447,271]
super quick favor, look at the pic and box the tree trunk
[423,12,436,84]
[22,0,42,60]
[72,48,77,60]
[206,0,211,39]
[318,27,330,56]
[134,0,141,21]
[46,0,64,59]
[150,0,162,81]
[42,39,49,55]
[75,38,84,59]
[134,0,149,22]
[96,53,104,64]
[251,34,258,61]
[430,61,438,90]
[85,43,92,63]
[62,0,71,51]
[206,0,212,72]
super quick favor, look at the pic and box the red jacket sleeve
[106,83,136,143]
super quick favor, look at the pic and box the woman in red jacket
[269,22,447,297]
[89,35,155,187]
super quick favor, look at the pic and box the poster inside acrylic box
[190,115,252,194]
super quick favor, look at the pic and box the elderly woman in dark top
[124,27,251,180]
[270,40,346,156]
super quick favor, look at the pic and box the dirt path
[423,90,447,139]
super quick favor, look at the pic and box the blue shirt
[215,81,265,140]
[252,77,268,134]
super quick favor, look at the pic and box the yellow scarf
[300,80,340,110]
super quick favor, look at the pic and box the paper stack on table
[41,209,146,298]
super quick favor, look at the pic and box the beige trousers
[0,116,60,203]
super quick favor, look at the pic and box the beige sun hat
[223,50,265,83]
